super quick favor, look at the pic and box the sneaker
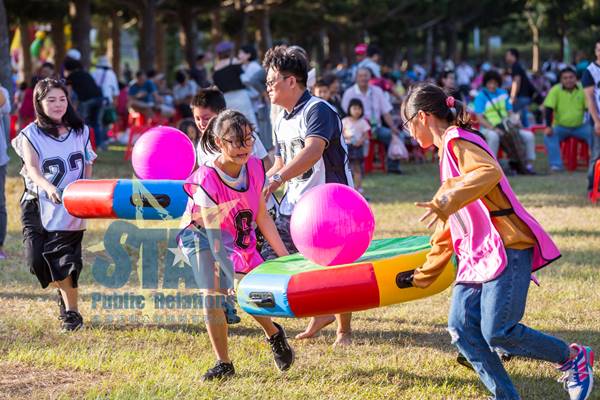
[558,343,594,400]
[223,300,241,325]
[201,360,235,381]
[57,290,67,321]
[61,310,84,331]
[0,250,7,260]
[267,322,295,371]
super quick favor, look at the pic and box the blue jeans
[513,96,531,128]
[372,126,401,172]
[448,248,569,400]
[78,97,105,149]
[588,129,600,191]
[544,124,593,169]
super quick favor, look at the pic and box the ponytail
[444,95,472,129]
[402,83,473,130]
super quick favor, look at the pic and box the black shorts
[260,214,298,261]
[21,199,84,289]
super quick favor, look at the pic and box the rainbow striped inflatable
[237,236,456,318]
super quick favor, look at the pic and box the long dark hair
[200,109,255,155]
[33,78,84,137]
[401,83,472,130]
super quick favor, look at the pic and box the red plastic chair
[364,130,386,174]
[590,159,600,204]
[560,137,589,172]
[9,114,17,140]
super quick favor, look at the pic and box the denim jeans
[588,129,600,191]
[512,96,531,128]
[78,97,105,149]
[448,248,570,400]
[372,126,401,172]
[543,124,593,169]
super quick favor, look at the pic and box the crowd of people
[10,39,600,198]
[2,37,599,400]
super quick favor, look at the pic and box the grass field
[0,146,598,400]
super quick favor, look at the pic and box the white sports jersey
[274,93,353,216]
[13,123,96,231]
[586,62,600,114]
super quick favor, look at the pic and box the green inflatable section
[250,236,431,276]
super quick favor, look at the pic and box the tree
[0,0,11,99]
[71,0,93,68]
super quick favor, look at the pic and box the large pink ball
[132,126,196,180]
[290,183,375,266]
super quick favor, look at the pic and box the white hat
[66,48,81,61]
[95,56,111,68]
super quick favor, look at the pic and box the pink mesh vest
[181,156,265,274]
[440,127,560,283]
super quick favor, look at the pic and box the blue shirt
[128,80,157,104]
[474,88,512,126]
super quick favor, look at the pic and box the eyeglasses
[399,112,418,131]
[266,75,291,88]
[222,135,256,149]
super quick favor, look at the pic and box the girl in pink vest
[178,110,295,381]
[399,83,593,400]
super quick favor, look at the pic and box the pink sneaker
[0,250,7,260]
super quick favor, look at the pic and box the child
[342,99,369,194]
[191,88,272,171]
[177,117,200,147]
[400,83,594,400]
[12,78,96,331]
[178,109,295,381]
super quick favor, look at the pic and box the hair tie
[446,96,455,108]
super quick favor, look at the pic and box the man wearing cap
[92,57,119,149]
[347,43,368,87]
[358,44,382,79]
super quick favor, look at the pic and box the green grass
[0,146,599,399]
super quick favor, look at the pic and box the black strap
[489,207,515,217]
[482,90,508,125]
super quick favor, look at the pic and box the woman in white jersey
[12,78,96,331]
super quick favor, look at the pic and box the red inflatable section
[63,180,117,218]
[287,263,380,317]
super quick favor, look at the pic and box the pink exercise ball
[290,183,375,266]
[132,126,196,180]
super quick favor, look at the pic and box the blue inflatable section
[237,273,294,318]
[112,180,188,220]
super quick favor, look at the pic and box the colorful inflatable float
[237,236,456,318]
[63,179,187,220]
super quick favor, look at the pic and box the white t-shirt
[195,132,268,165]
[342,117,370,145]
[91,67,119,102]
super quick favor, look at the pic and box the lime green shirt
[543,83,587,128]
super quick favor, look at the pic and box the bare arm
[510,75,521,102]
[21,138,62,203]
[263,137,325,197]
[277,136,324,182]
[84,164,93,179]
[266,155,284,178]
